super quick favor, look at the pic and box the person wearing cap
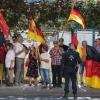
[49,41,63,88]
[62,43,81,99]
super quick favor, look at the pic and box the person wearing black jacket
[59,38,68,52]
[59,38,68,81]
[62,43,81,99]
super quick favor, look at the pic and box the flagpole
[64,1,75,39]
[70,1,75,42]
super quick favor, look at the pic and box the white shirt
[5,49,15,68]
[40,52,51,69]
[14,42,25,59]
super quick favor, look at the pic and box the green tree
[0,0,99,32]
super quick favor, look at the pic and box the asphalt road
[0,84,100,100]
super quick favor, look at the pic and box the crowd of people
[0,33,100,99]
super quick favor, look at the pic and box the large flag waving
[85,45,100,88]
[27,18,45,43]
[0,12,9,38]
[68,9,86,29]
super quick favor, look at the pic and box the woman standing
[26,45,39,86]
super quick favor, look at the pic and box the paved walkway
[0,84,100,100]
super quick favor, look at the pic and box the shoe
[47,84,53,89]
[15,82,19,86]
[81,82,84,85]
[42,84,47,88]
[73,94,77,100]
[53,84,57,88]
[81,82,85,87]
[49,84,53,89]
[6,83,13,87]
[57,85,62,88]
[63,93,68,99]
[29,84,32,86]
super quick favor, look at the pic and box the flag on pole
[72,32,78,49]
[85,45,100,88]
[71,32,82,58]
[0,46,5,81]
[0,12,9,38]
[27,18,45,43]
[68,9,86,29]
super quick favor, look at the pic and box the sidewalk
[0,83,100,97]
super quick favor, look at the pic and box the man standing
[62,43,81,99]
[49,41,63,87]
[59,38,68,80]
[14,35,25,85]
[59,38,68,52]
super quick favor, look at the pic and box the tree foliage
[0,0,100,32]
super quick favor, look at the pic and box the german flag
[71,31,82,58]
[27,18,45,43]
[68,9,86,29]
[0,12,9,38]
[85,45,100,88]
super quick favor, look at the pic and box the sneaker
[49,84,53,89]
[47,84,53,89]
[42,84,47,88]
[47,84,50,89]
[15,82,19,86]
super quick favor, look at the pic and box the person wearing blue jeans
[40,44,51,88]
[40,68,51,86]
[49,41,63,88]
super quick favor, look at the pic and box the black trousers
[64,72,77,94]
[52,65,62,85]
